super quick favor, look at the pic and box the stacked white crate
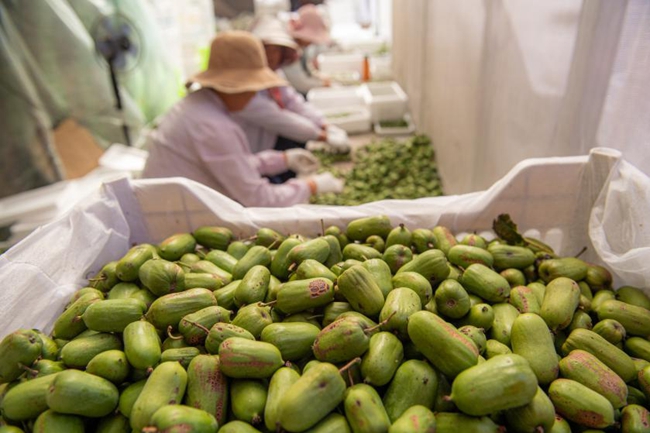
[306,86,371,134]
[307,81,411,134]
[360,81,409,123]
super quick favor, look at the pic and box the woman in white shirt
[282,4,332,95]
[141,31,343,207]
[234,15,327,155]
[234,15,348,182]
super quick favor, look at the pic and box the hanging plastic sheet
[2,0,145,147]
[66,0,179,123]
[0,0,180,198]
[0,3,63,198]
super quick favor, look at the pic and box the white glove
[309,172,345,194]
[285,148,320,174]
[325,125,350,152]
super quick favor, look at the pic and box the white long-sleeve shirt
[234,82,326,154]
[141,88,311,207]
[281,59,327,95]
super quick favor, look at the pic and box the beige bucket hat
[251,15,299,51]
[288,4,330,45]
[188,31,287,94]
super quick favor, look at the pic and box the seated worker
[234,16,348,183]
[282,4,332,95]
[141,31,343,207]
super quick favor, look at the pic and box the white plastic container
[360,81,409,122]
[306,86,364,110]
[374,113,416,136]
[321,105,372,134]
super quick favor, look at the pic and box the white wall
[393,0,650,194]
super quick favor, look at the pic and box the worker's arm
[235,92,323,143]
[197,122,312,207]
[250,149,290,176]
[281,61,327,95]
[281,85,326,128]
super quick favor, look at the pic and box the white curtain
[393,0,650,194]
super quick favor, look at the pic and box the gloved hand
[325,125,350,153]
[285,148,320,174]
[308,172,345,194]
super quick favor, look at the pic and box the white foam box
[321,105,372,134]
[306,85,364,110]
[1,148,649,337]
[360,81,409,122]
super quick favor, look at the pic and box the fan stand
[101,33,132,146]
[92,12,142,148]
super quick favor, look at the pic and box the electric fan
[90,12,142,146]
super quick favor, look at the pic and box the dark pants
[268,136,306,184]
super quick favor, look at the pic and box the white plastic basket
[1,148,649,337]
[360,81,409,122]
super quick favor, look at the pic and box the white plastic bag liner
[590,161,650,289]
[1,148,649,337]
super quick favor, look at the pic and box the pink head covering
[288,4,330,45]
